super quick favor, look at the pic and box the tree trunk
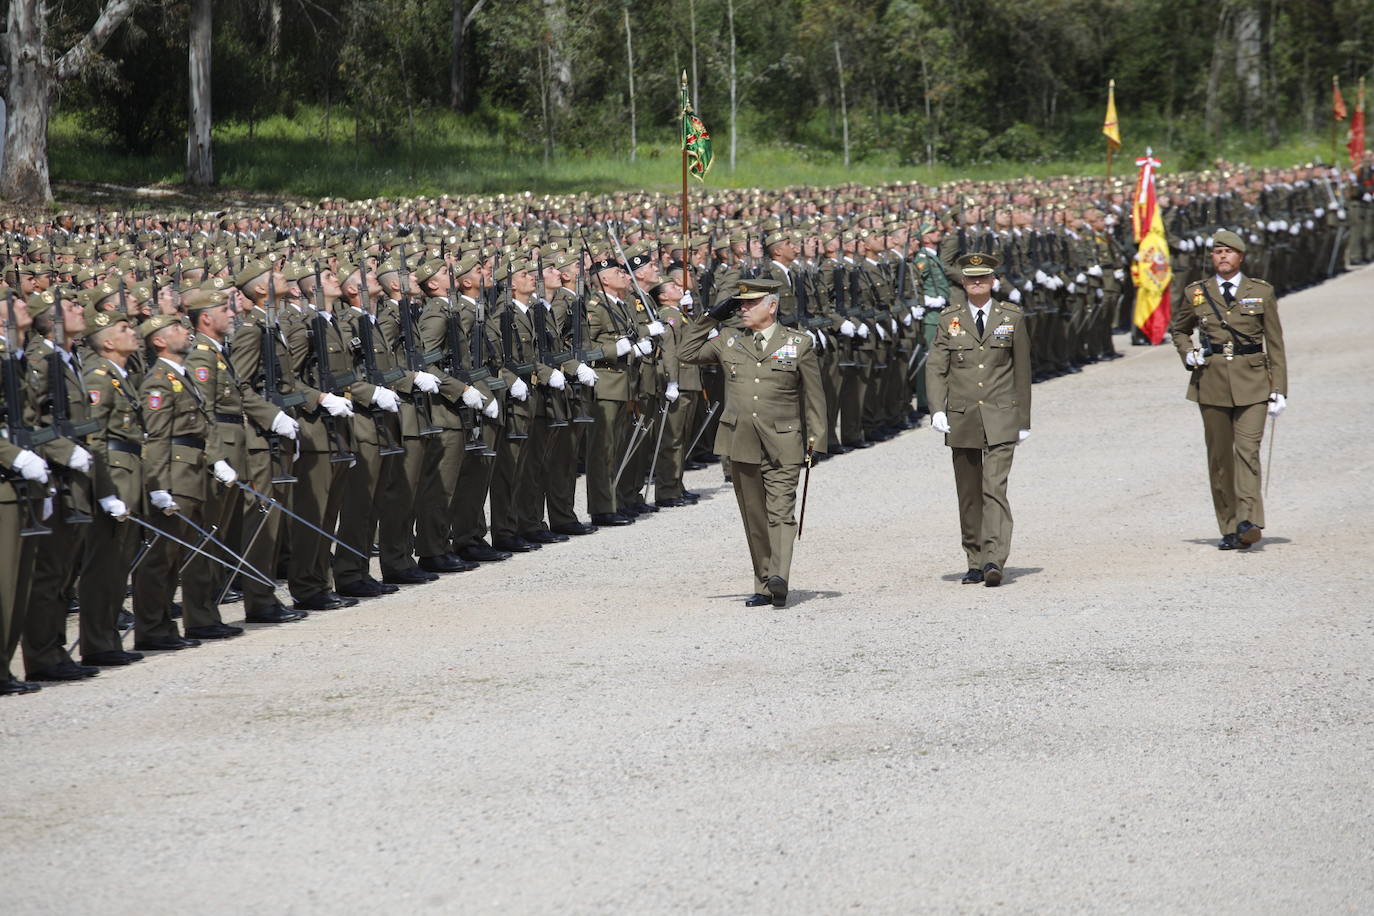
[728,0,737,171]
[1233,5,1262,128]
[834,39,850,169]
[2,0,54,204]
[624,4,637,162]
[919,48,933,168]
[689,0,699,111]
[450,0,465,110]
[1203,6,1231,139]
[186,0,214,186]
[544,0,571,119]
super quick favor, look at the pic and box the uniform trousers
[951,442,1016,570]
[731,459,801,596]
[1199,401,1268,534]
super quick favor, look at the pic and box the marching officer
[926,253,1032,587]
[679,278,826,608]
[1169,229,1287,550]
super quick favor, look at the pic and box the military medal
[1192,288,1205,307]
[949,316,961,336]
[171,378,183,393]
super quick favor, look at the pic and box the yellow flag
[1103,79,1121,151]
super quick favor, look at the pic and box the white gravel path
[3,266,1372,914]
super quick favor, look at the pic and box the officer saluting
[1169,229,1287,550]
[926,253,1032,587]
[679,278,826,608]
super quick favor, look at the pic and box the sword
[797,447,813,540]
[612,411,651,489]
[217,502,274,604]
[168,509,278,589]
[684,398,721,459]
[121,514,274,587]
[234,480,369,561]
[641,400,671,501]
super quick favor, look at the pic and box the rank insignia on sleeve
[1191,288,1205,306]
[88,390,101,406]
[146,391,164,410]
[194,367,210,382]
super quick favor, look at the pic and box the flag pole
[681,71,692,294]
[1333,75,1341,163]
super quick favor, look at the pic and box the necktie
[1222,281,1234,306]
[976,309,985,337]
[755,332,765,353]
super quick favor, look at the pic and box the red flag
[1349,78,1367,165]
[1333,75,1348,121]
[1130,153,1172,345]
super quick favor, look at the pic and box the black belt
[171,435,206,450]
[214,412,243,425]
[1214,342,1263,355]
[106,439,142,457]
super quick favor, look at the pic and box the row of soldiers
[3,158,1371,693]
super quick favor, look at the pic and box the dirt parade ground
[3,265,1373,913]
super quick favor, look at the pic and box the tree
[187,0,213,185]
[2,0,142,205]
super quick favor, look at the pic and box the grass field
[46,106,1344,206]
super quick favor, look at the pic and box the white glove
[1268,393,1286,418]
[932,296,946,308]
[1067,282,1078,295]
[98,495,128,518]
[270,410,300,439]
[482,398,499,419]
[1249,234,1261,245]
[680,292,694,306]
[509,378,529,401]
[1008,289,1022,304]
[992,278,1001,292]
[1337,209,1347,220]
[41,497,53,520]
[665,382,680,402]
[150,490,176,510]
[1114,269,1125,281]
[11,449,49,483]
[412,371,440,394]
[1088,265,1103,277]
[902,312,913,326]
[548,369,566,390]
[646,320,665,337]
[615,337,633,357]
[912,305,925,319]
[321,393,354,418]
[1185,349,1205,367]
[931,411,950,434]
[1022,280,1034,292]
[1304,219,1314,229]
[856,322,870,339]
[64,445,93,474]
[634,338,654,357]
[889,319,899,334]
[212,459,238,485]
[1035,269,1051,287]
[707,327,720,340]
[576,363,598,386]
[462,386,485,409]
[1075,272,1087,283]
[924,295,940,308]
[1017,429,1031,442]
[1314,207,1324,218]
[371,388,401,412]
[1290,224,1301,235]
[1364,193,1373,203]
[839,319,857,337]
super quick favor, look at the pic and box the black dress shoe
[681,491,701,502]
[26,660,100,680]
[492,537,539,553]
[169,601,183,619]
[219,588,243,604]
[523,529,570,544]
[590,512,633,527]
[336,578,387,598]
[551,521,598,536]
[830,445,853,456]
[684,460,708,471]
[1,677,42,695]
[767,576,789,608]
[383,567,437,585]
[362,575,400,594]
[983,563,1003,587]
[655,497,688,508]
[744,593,772,607]
[847,440,875,449]
[632,501,660,514]
[960,568,984,585]
[1217,532,1242,550]
[1236,520,1263,545]
[81,650,145,667]
[245,604,308,623]
[292,592,351,612]
[133,636,201,651]
[419,553,466,573]
[619,502,644,516]
[117,609,134,630]
[184,623,245,640]
[458,544,514,562]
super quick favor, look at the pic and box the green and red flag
[681,78,713,182]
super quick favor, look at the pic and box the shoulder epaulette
[1000,301,1024,313]
[941,302,962,314]
[195,343,214,351]
[91,367,107,376]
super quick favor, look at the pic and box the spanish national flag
[1103,80,1121,151]
[1130,152,1171,344]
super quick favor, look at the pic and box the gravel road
[3,267,1372,914]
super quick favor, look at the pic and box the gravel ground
[3,267,1373,915]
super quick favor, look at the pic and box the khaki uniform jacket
[1169,276,1288,407]
[186,333,250,470]
[83,356,144,509]
[496,300,556,421]
[294,308,359,454]
[377,297,443,438]
[926,301,1033,449]
[658,305,701,390]
[416,296,474,431]
[586,290,636,402]
[679,318,827,464]
[337,305,405,446]
[141,359,211,502]
[25,339,95,515]
[229,307,321,450]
